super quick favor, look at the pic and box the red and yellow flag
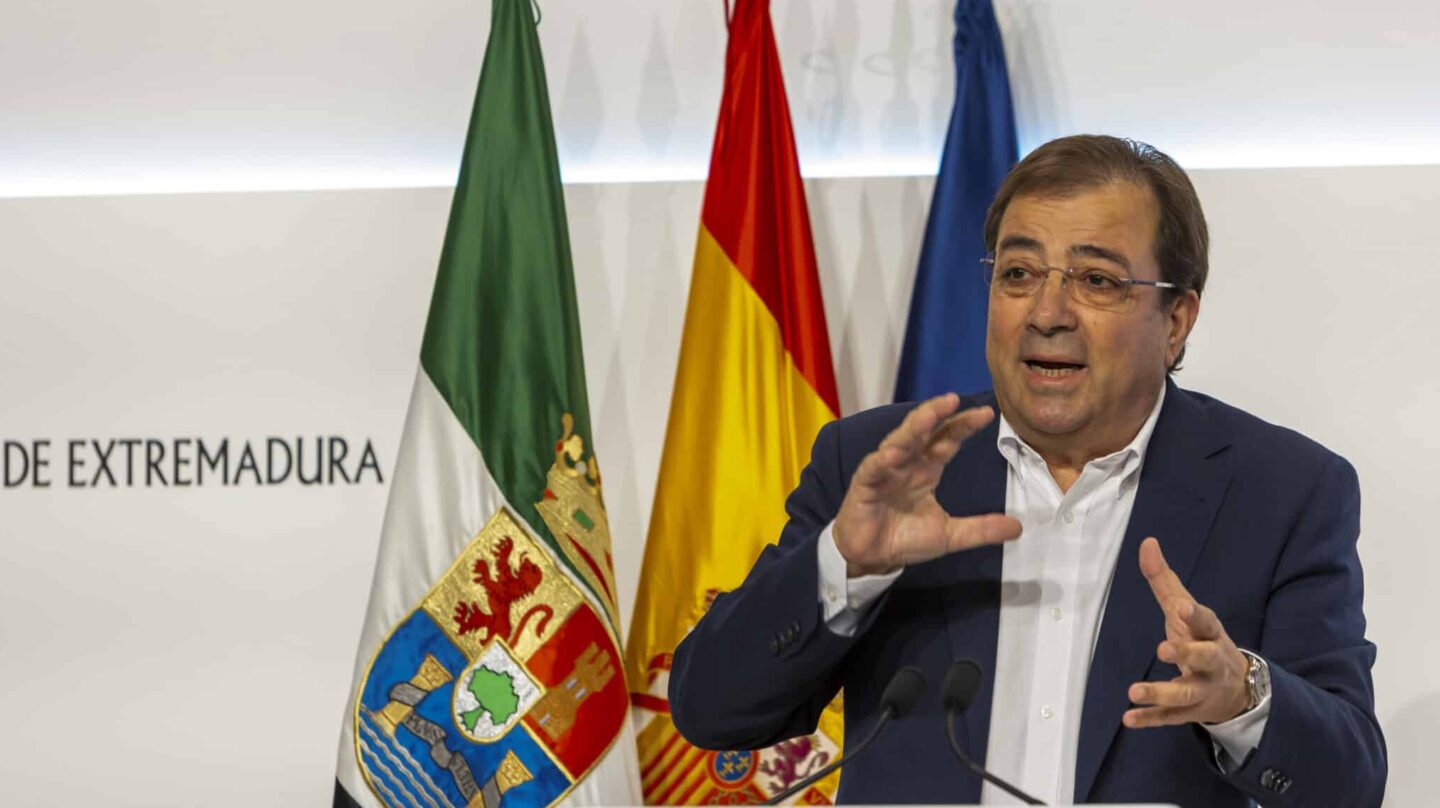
[625,0,842,803]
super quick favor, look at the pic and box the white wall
[0,189,443,806]
[3,0,1438,196]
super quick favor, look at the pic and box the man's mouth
[1024,359,1086,378]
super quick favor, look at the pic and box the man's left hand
[1123,537,1251,729]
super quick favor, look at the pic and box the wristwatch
[1239,648,1271,713]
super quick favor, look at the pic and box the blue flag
[893,0,1018,400]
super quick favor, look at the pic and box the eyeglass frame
[979,256,1181,307]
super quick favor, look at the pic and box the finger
[1122,705,1194,729]
[1158,640,1224,671]
[936,405,997,444]
[855,407,996,495]
[942,513,1023,553]
[848,444,905,491]
[923,406,997,463]
[890,399,995,465]
[1128,678,1204,709]
[1139,537,1193,609]
[1164,599,1197,642]
[884,394,961,455]
[1182,600,1226,642]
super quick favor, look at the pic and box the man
[668,136,1386,806]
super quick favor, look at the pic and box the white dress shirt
[816,390,1269,803]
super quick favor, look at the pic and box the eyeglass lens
[984,258,1131,308]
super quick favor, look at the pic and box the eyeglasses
[980,256,1180,310]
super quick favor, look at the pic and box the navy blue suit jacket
[669,382,1386,806]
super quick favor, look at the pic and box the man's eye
[1081,271,1122,288]
[1001,267,1034,281]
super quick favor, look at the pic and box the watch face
[1246,651,1271,706]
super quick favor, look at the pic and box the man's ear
[1165,290,1201,370]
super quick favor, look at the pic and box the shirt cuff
[816,521,904,637]
[1202,662,1272,771]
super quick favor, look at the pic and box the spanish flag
[624,0,842,803]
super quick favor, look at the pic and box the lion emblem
[452,535,555,645]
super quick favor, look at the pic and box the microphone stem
[945,710,1045,805]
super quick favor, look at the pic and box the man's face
[985,182,1197,448]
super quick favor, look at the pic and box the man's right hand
[833,393,1023,577]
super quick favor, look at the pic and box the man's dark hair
[983,134,1208,369]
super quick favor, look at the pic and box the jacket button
[769,637,781,655]
[790,619,801,634]
[1260,768,1290,793]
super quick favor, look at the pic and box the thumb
[943,513,1023,553]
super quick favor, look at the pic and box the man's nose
[1026,271,1078,334]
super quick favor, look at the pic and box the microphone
[943,660,1046,805]
[763,666,926,805]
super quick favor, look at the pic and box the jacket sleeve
[668,417,888,750]
[1220,454,1388,806]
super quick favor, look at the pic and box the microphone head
[942,660,983,714]
[880,666,927,718]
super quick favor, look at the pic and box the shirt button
[1050,607,1063,622]
[1041,706,1054,720]
[1062,510,1074,524]
[823,585,838,603]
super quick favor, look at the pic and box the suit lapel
[1072,382,1233,802]
[930,409,1008,796]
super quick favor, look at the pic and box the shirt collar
[995,385,1166,487]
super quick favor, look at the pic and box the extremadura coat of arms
[353,419,627,808]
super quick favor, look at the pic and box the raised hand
[1124,537,1251,728]
[832,393,1023,577]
